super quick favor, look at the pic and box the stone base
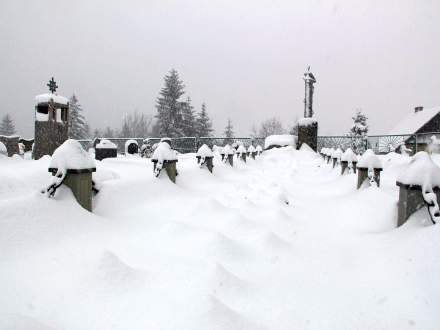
[297,122,318,152]
[95,148,117,161]
[152,159,178,183]
[227,154,234,166]
[0,135,19,157]
[357,167,382,189]
[341,161,348,175]
[332,157,338,168]
[240,153,246,162]
[396,182,440,226]
[196,156,214,173]
[19,138,34,152]
[34,121,68,160]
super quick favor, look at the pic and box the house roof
[389,106,440,135]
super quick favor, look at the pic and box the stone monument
[297,67,318,151]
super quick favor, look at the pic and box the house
[389,106,440,152]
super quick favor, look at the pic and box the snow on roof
[49,139,96,171]
[389,106,440,135]
[151,141,177,162]
[35,93,69,105]
[264,135,296,149]
[96,139,117,149]
[196,144,213,157]
[358,149,382,169]
[398,151,440,188]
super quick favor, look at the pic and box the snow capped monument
[33,77,69,159]
[297,67,318,151]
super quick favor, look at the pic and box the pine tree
[104,126,115,138]
[69,94,89,139]
[181,96,197,136]
[155,69,186,137]
[348,109,368,152]
[196,103,213,137]
[0,114,16,136]
[224,118,234,144]
[120,115,131,138]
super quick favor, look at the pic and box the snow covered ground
[0,147,439,329]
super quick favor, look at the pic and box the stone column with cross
[297,67,318,151]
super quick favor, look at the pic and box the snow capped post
[151,138,178,183]
[237,145,247,162]
[297,67,318,152]
[396,152,440,226]
[221,144,235,166]
[256,145,263,156]
[341,148,357,174]
[331,148,343,168]
[46,139,96,211]
[196,144,214,172]
[248,145,257,159]
[356,150,383,189]
[33,77,69,160]
[95,139,118,161]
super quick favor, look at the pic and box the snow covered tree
[69,94,89,139]
[0,114,16,136]
[348,109,368,152]
[196,103,213,137]
[258,117,284,138]
[224,118,234,143]
[155,69,186,137]
[181,96,197,136]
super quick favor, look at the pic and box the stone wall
[0,135,19,156]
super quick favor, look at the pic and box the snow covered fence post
[221,144,235,166]
[256,145,263,156]
[356,150,383,189]
[396,152,440,226]
[0,135,19,157]
[247,145,256,159]
[331,148,342,168]
[33,83,69,160]
[47,140,96,211]
[237,145,247,162]
[95,139,117,161]
[196,144,214,173]
[297,118,318,152]
[151,138,178,183]
[341,148,357,175]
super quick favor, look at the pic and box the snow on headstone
[264,135,296,149]
[237,145,246,155]
[341,148,357,163]
[358,149,382,169]
[49,139,96,174]
[397,152,440,188]
[331,148,343,160]
[248,145,256,153]
[222,144,235,155]
[197,144,213,158]
[152,141,177,162]
[297,117,317,127]
[96,139,117,149]
[125,139,139,154]
[256,145,263,154]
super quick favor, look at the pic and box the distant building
[390,106,440,151]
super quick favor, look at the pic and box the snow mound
[236,145,246,154]
[255,145,263,152]
[35,93,69,105]
[221,144,235,155]
[398,152,440,188]
[96,139,117,149]
[297,117,317,127]
[358,149,382,169]
[299,143,315,153]
[197,144,213,157]
[341,148,357,162]
[151,141,177,162]
[248,145,256,153]
[264,135,296,149]
[331,148,343,159]
[49,139,96,171]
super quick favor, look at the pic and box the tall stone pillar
[297,67,318,151]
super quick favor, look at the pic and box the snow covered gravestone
[33,89,69,160]
[341,148,358,174]
[331,148,343,168]
[297,118,318,152]
[325,148,334,164]
[248,145,257,159]
[396,152,440,226]
[264,135,296,150]
[46,139,96,211]
[0,135,19,157]
[125,139,139,155]
[256,145,263,156]
[357,149,383,189]
[237,144,247,162]
[221,144,235,166]
[95,139,117,161]
[0,141,7,157]
[151,139,178,183]
[320,147,327,159]
[196,144,214,172]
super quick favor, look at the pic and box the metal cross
[47,77,58,93]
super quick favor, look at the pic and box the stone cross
[47,77,58,94]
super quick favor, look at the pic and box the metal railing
[77,137,265,154]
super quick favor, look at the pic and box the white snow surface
[398,152,440,188]
[264,135,296,149]
[35,93,69,105]
[48,139,96,171]
[96,139,117,149]
[0,141,6,155]
[151,141,177,161]
[358,149,383,169]
[297,117,317,127]
[389,106,440,135]
[331,148,343,159]
[341,148,357,162]
[236,145,247,154]
[196,144,213,157]
[1,147,440,329]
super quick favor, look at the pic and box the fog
[1,0,439,137]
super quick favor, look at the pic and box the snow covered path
[0,147,439,329]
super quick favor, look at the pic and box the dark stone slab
[297,122,318,152]
[0,135,19,157]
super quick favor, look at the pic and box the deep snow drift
[0,147,439,330]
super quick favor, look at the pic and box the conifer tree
[155,69,186,137]
[69,94,89,139]
[196,103,213,137]
[0,114,16,136]
[224,118,234,144]
[181,96,197,136]
[348,109,368,152]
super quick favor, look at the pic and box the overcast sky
[1,0,439,138]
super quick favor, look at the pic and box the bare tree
[258,117,285,138]
[120,111,153,138]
